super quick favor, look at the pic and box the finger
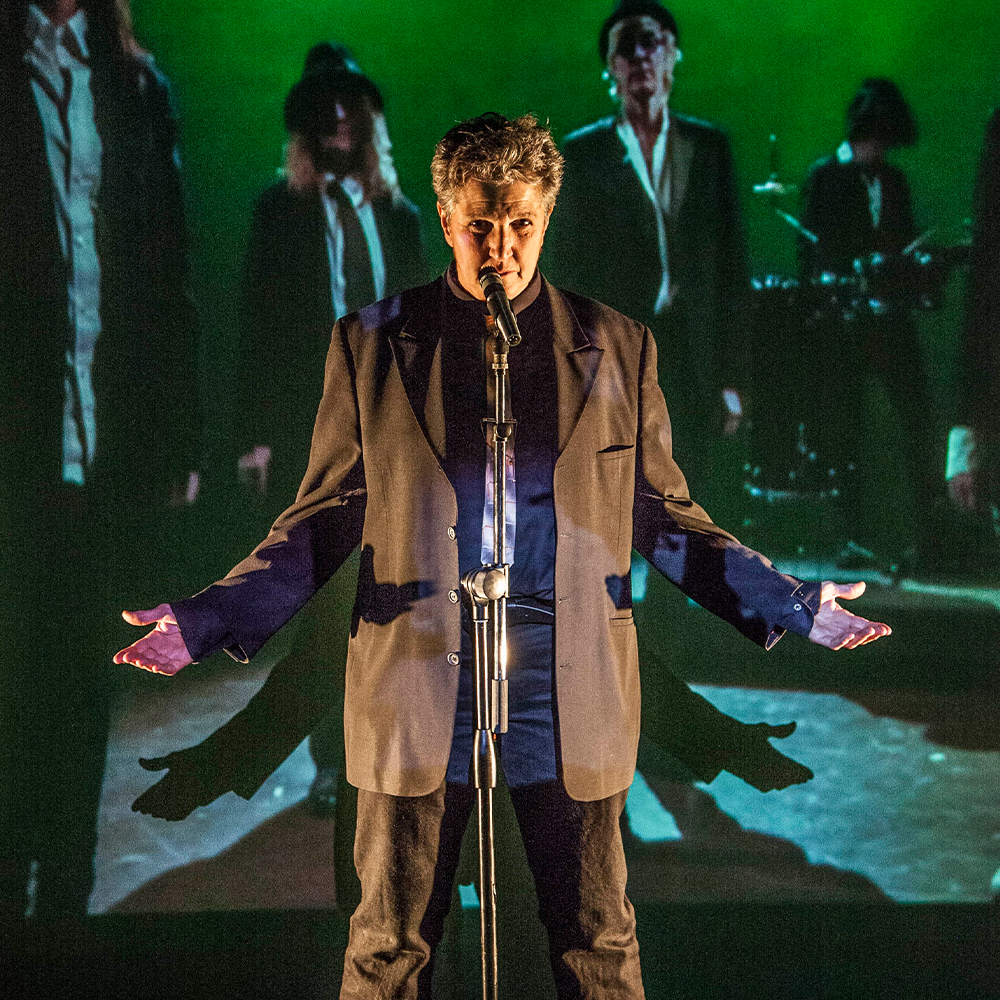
[855,624,891,645]
[851,620,891,642]
[122,604,175,627]
[115,644,185,674]
[847,621,891,647]
[114,637,156,667]
[832,632,856,651]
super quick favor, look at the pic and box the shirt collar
[445,262,542,315]
[340,175,366,209]
[26,4,90,63]
[322,173,367,210]
[616,112,670,198]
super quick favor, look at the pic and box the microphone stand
[461,265,520,1000]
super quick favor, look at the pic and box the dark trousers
[340,780,642,999]
[819,311,942,551]
[0,486,111,918]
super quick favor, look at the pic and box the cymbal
[752,178,798,197]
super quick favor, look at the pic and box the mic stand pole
[462,289,517,1000]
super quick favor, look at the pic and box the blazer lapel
[548,280,603,454]
[668,116,695,222]
[388,287,447,463]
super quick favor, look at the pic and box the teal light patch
[625,771,682,842]
[631,554,649,602]
[458,882,480,909]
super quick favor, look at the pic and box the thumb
[761,721,796,740]
[139,755,174,771]
[122,604,176,627]
[827,580,866,602]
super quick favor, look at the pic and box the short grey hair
[431,112,564,218]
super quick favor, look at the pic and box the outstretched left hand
[808,581,891,650]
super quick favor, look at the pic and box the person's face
[324,101,358,153]
[438,179,552,301]
[850,137,888,167]
[312,96,369,175]
[40,0,79,27]
[607,16,679,105]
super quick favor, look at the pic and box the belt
[461,598,555,634]
[506,600,556,626]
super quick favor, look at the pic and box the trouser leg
[509,782,644,1000]
[334,774,361,917]
[340,781,474,999]
[0,487,110,919]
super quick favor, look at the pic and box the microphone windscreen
[478,265,505,297]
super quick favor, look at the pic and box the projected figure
[546,0,749,506]
[237,43,428,505]
[800,78,944,572]
[0,0,199,917]
[950,107,1000,532]
[235,43,429,908]
[116,113,889,999]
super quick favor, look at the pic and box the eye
[512,218,533,231]
[467,220,491,235]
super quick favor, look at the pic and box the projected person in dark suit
[237,43,428,504]
[0,0,199,917]
[234,43,429,909]
[800,78,942,570]
[546,0,749,504]
[544,0,756,850]
[115,113,890,999]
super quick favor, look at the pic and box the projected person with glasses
[547,0,750,505]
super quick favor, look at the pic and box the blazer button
[447,652,460,666]
[448,589,459,603]
[447,526,457,539]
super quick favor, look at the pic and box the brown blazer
[177,274,804,801]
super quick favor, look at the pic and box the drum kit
[751,135,970,325]
[741,135,971,552]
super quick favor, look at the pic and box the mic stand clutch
[460,264,518,1000]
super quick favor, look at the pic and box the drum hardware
[752,134,799,198]
[743,422,856,505]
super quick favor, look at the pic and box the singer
[115,112,889,999]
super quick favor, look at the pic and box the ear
[437,201,455,249]
[542,205,553,235]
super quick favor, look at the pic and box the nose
[487,223,514,266]
[626,41,656,61]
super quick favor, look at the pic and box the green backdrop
[129,0,998,499]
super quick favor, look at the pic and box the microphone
[478,266,521,346]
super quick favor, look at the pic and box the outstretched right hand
[113,604,193,675]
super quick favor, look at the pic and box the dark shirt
[442,264,558,602]
[442,265,560,786]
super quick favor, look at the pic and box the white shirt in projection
[617,114,672,315]
[25,3,102,485]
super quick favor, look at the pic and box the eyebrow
[463,202,542,215]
